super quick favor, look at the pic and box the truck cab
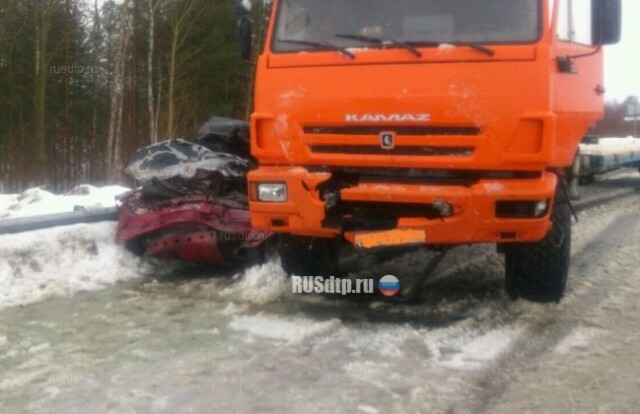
[246,0,621,302]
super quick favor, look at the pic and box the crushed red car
[116,117,271,265]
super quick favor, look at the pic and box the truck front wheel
[503,187,571,303]
[277,236,337,277]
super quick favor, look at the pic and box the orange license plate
[355,229,427,249]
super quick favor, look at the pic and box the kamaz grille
[303,125,480,136]
[304,124,479,157]
[309,145,474,156]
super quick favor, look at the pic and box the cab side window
[556,0,593,44]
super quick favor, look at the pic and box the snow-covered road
[0,173,639,413]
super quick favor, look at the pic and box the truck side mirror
[592,0,622,45]
[239,17,253,61]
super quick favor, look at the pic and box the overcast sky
[96,0,637,101]
[603,0,639,101]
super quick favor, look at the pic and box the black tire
[504,185,571,303]
[277,236,337,277]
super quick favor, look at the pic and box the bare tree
[147,0,158,142]
[166,0,198,138]
[90,0,103,180]
[106,0,132,181]
[0,0,246,191]
[33,0,53,184]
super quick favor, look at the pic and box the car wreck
[116,117,272,265]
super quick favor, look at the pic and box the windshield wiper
[406,40,495,57]
[277,39,356,59]
[446,41,496,57]
[334,33,422,58]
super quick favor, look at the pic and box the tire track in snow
[449,210,640,413]
[575,187,640,214]
[574,172,639,212]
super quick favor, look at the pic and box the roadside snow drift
[0,186,150,309]
[0,223,145,309]
[0,185,129,219]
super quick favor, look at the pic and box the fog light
[496,199,550,218]
[257,183,287,202]
[534,200,549,217]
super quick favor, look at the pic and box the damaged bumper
[248,167,557,246]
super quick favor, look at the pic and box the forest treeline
[0,0,266,192]
[0,1,633,193]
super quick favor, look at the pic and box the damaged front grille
[322,200,444,231]
[311,167,542,187]
[316,168,543,232]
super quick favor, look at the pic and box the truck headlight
[257,183,287,202]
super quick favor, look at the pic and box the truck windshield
[272,0,541,54]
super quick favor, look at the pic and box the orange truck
[241,0,621,302]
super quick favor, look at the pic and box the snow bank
[580,136,640,157]
[0,185,129,219]
[0,195,16,216]
[0,222,147,309]
[0,185,150,310]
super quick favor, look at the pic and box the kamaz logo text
[345,113,431,123]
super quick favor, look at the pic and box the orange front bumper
[248,167,556,245]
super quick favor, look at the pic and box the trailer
[578,136,640,180]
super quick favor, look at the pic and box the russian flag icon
[378,275,401,297]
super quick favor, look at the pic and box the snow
[0,185,128,219]
[279,87,306,108]
[0,222,146,310]
[0,185,152,310]
[346,328,412,358]
[487,217,640,413]
[229,313,341,344]
[220,259,289,305]
[357,405,379,414]
[27,343,51,355]
[554,327,604,354]
[345,47,371,53]
[0,194,16,215]
[439,328,522,369]
[579,136,640,156]
[438,43,456,51]
[1,174,640,412]
[483,182,505,194]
